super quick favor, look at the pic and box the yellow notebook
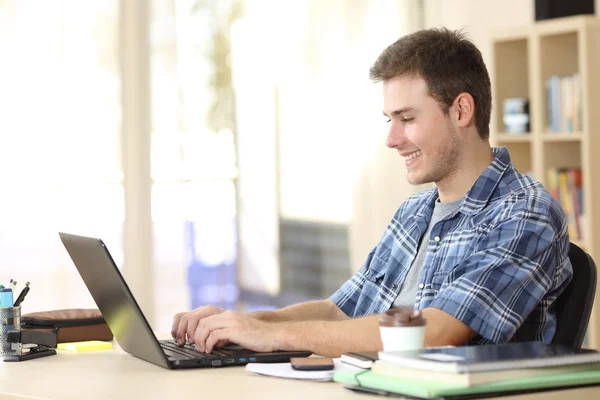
[57,340,113,352]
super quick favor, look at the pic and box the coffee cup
[379,308,426,352]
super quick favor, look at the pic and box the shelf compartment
[540,32,579,79]
[493,39,530,133]
[543,141,581,171]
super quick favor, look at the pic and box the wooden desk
[0,344,598,400]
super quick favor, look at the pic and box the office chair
[552,242,597,348]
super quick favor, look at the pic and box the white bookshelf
[491,15,600,349]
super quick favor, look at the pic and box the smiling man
[172,28,572,357]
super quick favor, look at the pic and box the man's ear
[453,92,475,129]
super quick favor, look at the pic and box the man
[172,28,572,357]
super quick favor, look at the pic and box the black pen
[13,281,30,307]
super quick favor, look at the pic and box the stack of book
[546,73,583,133]
[546,167,584,241]
[334,342,600,399]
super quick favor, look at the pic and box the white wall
[423,0,534,72]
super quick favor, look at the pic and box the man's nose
[385,124,406,149]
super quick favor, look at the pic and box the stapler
[2,330,57,362]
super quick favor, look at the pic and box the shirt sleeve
[329,247,376,317]
[427,205,572,343]
[330,199,412,317]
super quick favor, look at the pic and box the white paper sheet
[245,358,361,381]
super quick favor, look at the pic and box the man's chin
[407,173,424,185]
[407,172,434,186]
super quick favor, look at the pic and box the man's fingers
[191,305,224,320]
[193,312,235,352]
[205,330,228,354]
[172,306,226,345]
[214,339,230,348]
[176,314,191,345]
[171,312,186,339]
[193,318,214,352]
[186,318,200,344]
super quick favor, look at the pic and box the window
[0,0,121,310]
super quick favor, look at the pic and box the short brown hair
[370,28,491,139]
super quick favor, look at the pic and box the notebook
[340,351,379,369]
[334,369,600,399]
[377,341,600,373]
[371,360,600,387]
[57,340,113,352]
[59,232,311,369]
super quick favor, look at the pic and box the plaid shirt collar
[415,146,511,218]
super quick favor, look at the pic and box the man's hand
[193,310,279,353]
[171,305,227,346]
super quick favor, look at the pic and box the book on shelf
[546,167,584,240]
[546,73,583,133]
[371,359,600,387]
[376,341,600,374]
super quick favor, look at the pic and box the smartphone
[290,357,334,371]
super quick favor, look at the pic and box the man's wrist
[272,321,297,351]
[249,310,277,322]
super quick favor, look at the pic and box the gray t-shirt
[393,197,462,308]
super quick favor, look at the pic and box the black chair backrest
[553,242,597,348]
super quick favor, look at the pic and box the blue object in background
[185,218,238,310]
[0,289,14,308]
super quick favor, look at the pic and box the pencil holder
[0,306,21,357]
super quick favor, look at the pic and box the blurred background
[0,0,596,332]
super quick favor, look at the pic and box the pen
[10,279,17,292]
[13,282,30,307]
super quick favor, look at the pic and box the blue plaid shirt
[331,147,572,344]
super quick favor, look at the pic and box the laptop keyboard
[160,340,214,359]
[159,340,260,360]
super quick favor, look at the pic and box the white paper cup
[379,308,426,352]
[379,324,426,352]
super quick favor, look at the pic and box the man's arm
[273,314,382,357]
[194,312,384,357]
[250,299,349,322]
[421,308,476,347]
[273,308,475,357]
[194,306,475,357]
[172,299,347,345]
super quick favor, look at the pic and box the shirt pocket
[365,254,388,285]
[354,255,389,315]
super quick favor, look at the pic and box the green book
[333,369,600,399]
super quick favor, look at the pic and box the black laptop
[59,232,311,369]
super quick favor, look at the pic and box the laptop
[58,232,312,369]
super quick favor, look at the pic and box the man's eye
[402,117,414,122]
[385,118,391,123]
